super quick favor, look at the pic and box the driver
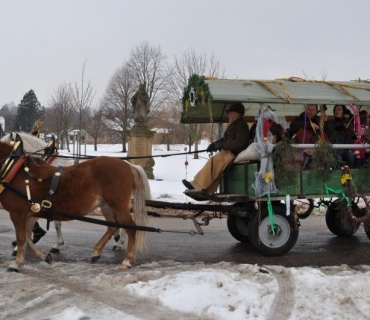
[182,103,250,194]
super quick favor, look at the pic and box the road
[1,209,370,319]
[1,209,370,268]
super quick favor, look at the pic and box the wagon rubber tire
[295,199,314,219]
[248,204,299,256]
[325,200,360,237]
[227,215,250,243]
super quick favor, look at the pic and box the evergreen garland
[181,74,213,122]
[311,141,339,182]
[272,140,298,188]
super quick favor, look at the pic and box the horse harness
[0,134,162,233]
[0,135,64,229]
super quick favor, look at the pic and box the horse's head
[0,133,24,159]
[0,139,14,160]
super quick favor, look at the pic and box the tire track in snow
[6,262,211,320]
[264,266,295,320]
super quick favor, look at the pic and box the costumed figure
[252,105,282,197]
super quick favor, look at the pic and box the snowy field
[1,141,370,320]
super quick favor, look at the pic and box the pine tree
[13,90,45,132]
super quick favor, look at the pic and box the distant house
[0,116,5,137]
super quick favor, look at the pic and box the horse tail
[128,163,151,253]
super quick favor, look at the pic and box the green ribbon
[267,193,276,235]
[324,183,351,206]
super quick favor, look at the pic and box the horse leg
[91,204,120,261]
[8,212,30,272]
[91,226,119,263]
[12,217,37,256]
[10,217,52,272]
[12,218,48,256]
[26,237,52,265]
[113,228,126,251]
[50,220,64,253]
[120,228,136,270]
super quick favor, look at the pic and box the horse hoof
[12,250,17,257]
[49,248,60,253]
[45,253,52,264]
[113,245,122,251]
[11,240,17,246]
[91,256,100,263]
[7,267,19,272]
[119,263,131,270]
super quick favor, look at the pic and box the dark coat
[325,117,355,144]
[217,117,250,156]
[289,112,321,137]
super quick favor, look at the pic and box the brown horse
[0,137,151,272]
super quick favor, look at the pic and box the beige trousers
[191,150,235,194]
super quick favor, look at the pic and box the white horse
[1,132,125,254]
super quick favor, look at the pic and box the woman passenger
[325,105,355,168]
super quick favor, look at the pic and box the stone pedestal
[127,128,155,179]
[127,83,155,179]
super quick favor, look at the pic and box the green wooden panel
[221,164,370,198]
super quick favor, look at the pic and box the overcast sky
[1,0,370,108]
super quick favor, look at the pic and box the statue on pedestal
[131,83,150,127]
[127,83,155,179]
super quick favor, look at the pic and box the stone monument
[127,83,155,179]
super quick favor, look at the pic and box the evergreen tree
[13,90,45,132]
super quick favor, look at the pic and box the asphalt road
[1,209,370,268]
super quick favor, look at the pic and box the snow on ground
[1,141,370,320]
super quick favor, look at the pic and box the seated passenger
[289,104,325,142]
[324,105,355,168]
[182,103,250,194]
[353,110,369,168]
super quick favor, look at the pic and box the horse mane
[2,132,47,154]
[27,155,48,166]
[2,132,73,167]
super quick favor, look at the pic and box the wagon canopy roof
[181,75,370,123]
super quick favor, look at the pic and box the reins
[25,149,209,162]
[1,180,163,233]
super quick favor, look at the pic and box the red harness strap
[3,156,26,183]
[45,152,58,165]
[0,156,26,194]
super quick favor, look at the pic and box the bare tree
[302,70,329,81]
[84,106,106,151]
[167,48,225,103]
[148,104,186,151]
[101,63,135,152]
[71,60,96,155]
[167,48,225,157]
[127,42,169,117]
[47,82,74,151]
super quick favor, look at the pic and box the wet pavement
[1,209,370,268]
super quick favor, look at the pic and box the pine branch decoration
[272,140,298,188]
[311,141,339,182]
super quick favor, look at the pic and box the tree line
[0,42,225,154]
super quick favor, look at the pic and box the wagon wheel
[325,199,361,236]
[294,199,314,219]
[248,204,299,256]
[364,215,370,241]
[227,215,250,243]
